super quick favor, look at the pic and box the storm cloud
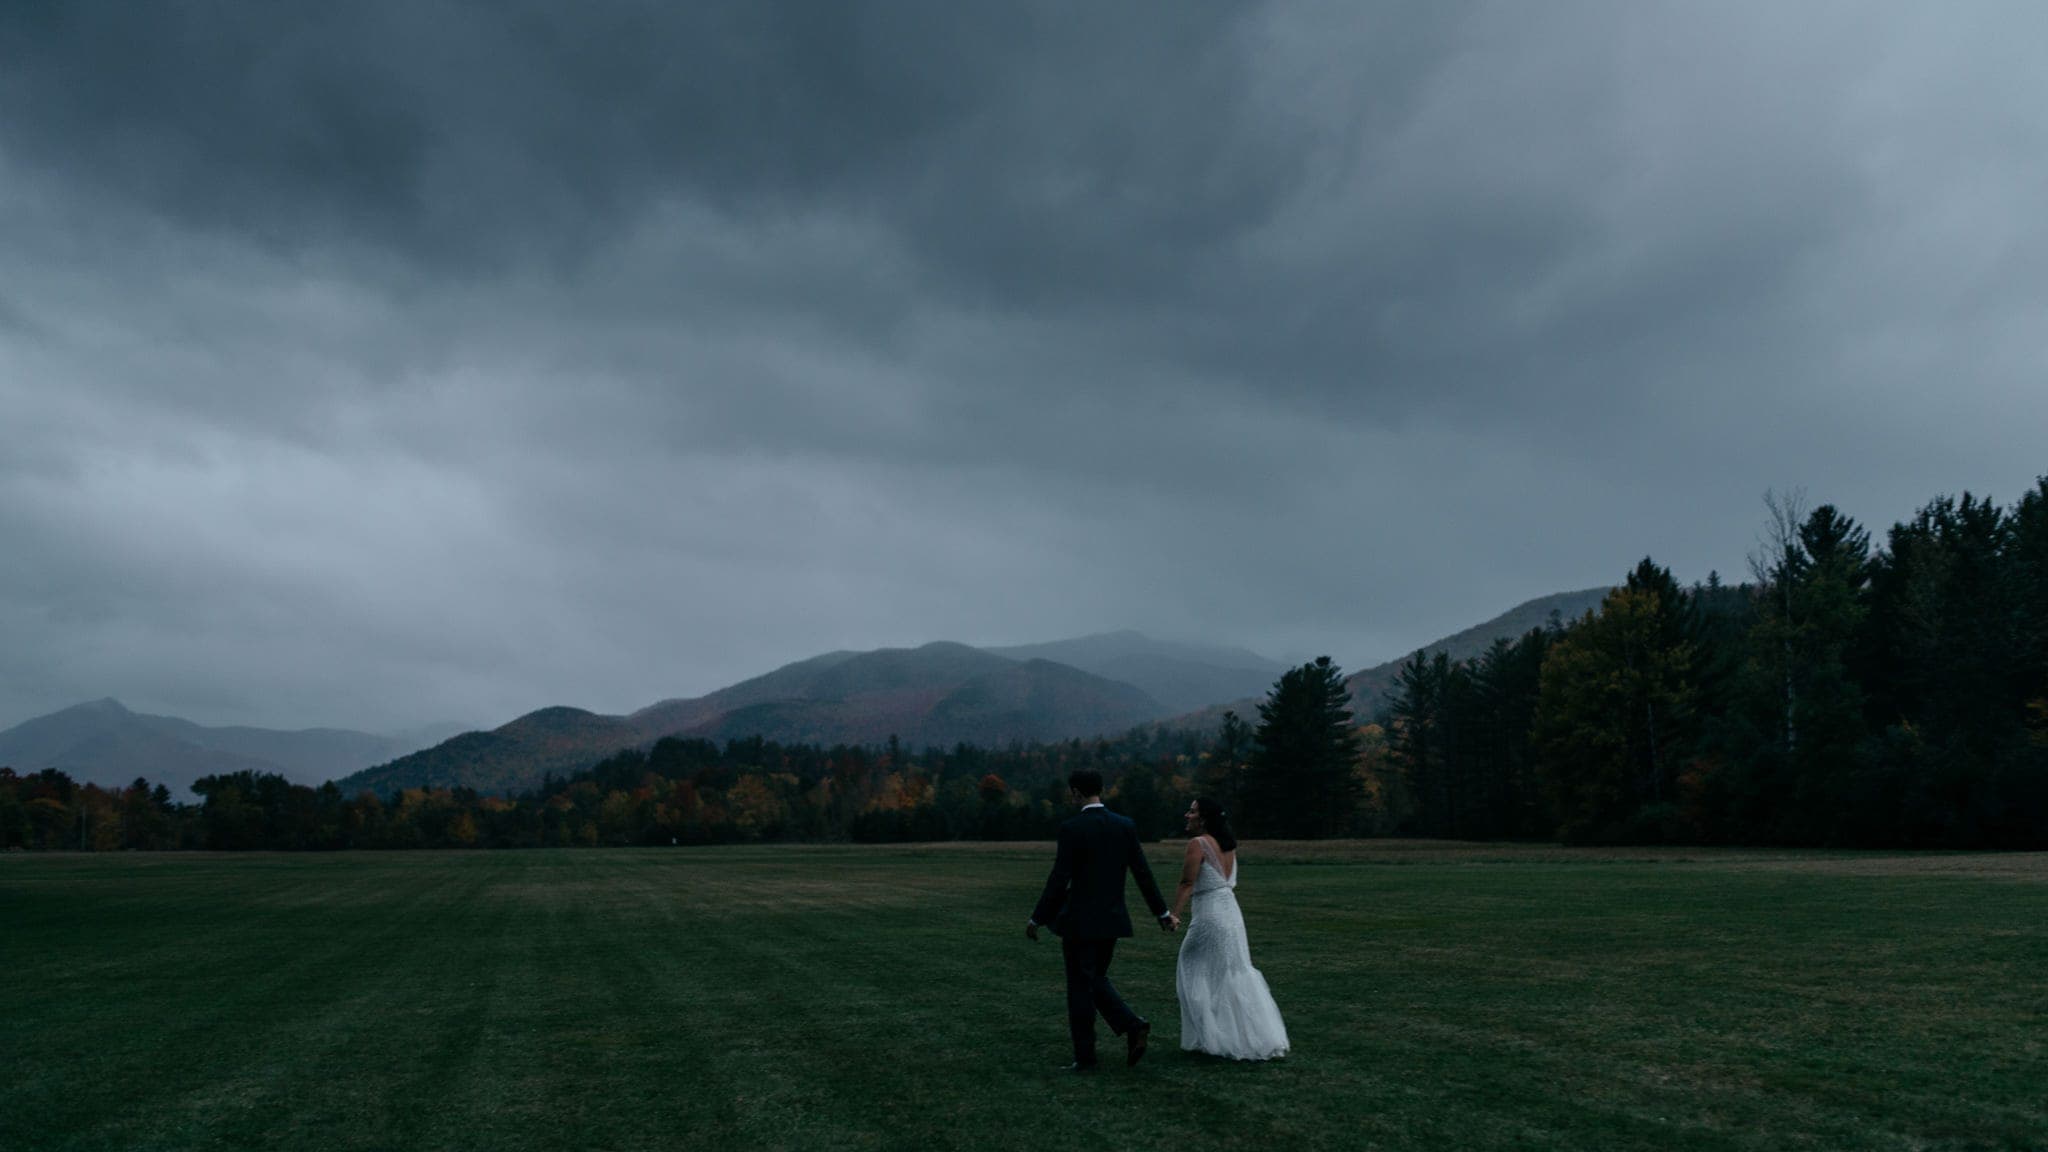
[3,1,2044,732]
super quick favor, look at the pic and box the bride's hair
[1195,796,1237,852]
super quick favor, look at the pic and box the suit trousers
[1061,935,1138,1063]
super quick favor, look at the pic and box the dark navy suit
[1030,804,1169,1064]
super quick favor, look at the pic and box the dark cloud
[2,1,2044,732]
[1,3,1287,269]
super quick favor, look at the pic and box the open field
[4,842,2046,1151]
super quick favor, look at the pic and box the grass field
[5,842,2046,1152]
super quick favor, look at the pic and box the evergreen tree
[1438,657,1482,838]
[1535,586,1696,843]
[1683,570,1759,840]
[1858,491,2020,844]
[2012,478,2048,705]
[1469,629,1553,839]
[1112,762,1178,841]
[1205,709,1255,813]
[1388,650,1448,836]
[1791,505,1873,841]
[1719,505,1874,841]
[1245,656,1363,837]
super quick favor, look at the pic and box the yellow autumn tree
[727,775,788,838]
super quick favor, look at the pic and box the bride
[1171,797,1289,1061]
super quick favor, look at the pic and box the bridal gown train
[1176,845,1289,1060]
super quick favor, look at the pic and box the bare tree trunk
[1753,487,1807,758]
[1783,576,1797,757]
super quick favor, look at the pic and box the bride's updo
[1195,796,1237,852]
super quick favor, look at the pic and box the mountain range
[4,590,1617,800]
[1341,586,1611,717]
[984,631,1284,714]
[1170,587,1614,729]
[335,639,1195,797]
[337,595,1610,796]
[0,699,465,796]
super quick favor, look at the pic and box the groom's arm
[1029,822,1076,929]
[1126,822,1171,923]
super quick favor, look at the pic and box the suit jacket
[1031,806,1169,939]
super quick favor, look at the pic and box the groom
[1025,769,1178,1071]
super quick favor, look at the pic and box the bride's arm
[1172,838,1202,920]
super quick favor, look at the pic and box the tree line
[0,652,1380,851]
[4,476,2040,851]
[1384,481,2048,847]
[0,729,1217,851]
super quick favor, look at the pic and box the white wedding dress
[1177,841,1289,1060]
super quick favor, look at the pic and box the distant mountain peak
[518,705,601,722]
[0,699,458,797]
[982,632,1284,714]
[339,637,1186,797]
[1158,586,1618,732]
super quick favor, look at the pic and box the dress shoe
[1126,1019,1151,1067]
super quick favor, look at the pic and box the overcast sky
[3,1,2044,733]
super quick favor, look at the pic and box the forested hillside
[9,478,2041,853]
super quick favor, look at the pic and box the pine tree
[1388,650,1447,836]
[1785,504,1874,841]
[1438,656,1481,838]
[1470,629,1553,839]
[1245,656,1363,838]
[1205,709,1255,813]
[2013,478,2048,703]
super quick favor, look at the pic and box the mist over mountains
[1341,587,1613,716]
[0,700,463,796]
[341,597,1602,797]
[4,595,1604,799]
[984,631,1285,714]
[1149,589,1615,732]
[336,637,1197,797]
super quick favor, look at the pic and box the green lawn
[4,842,2045,1152]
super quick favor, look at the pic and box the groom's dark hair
[1068,769,1104,798]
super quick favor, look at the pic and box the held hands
[1028,916,1175,937]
